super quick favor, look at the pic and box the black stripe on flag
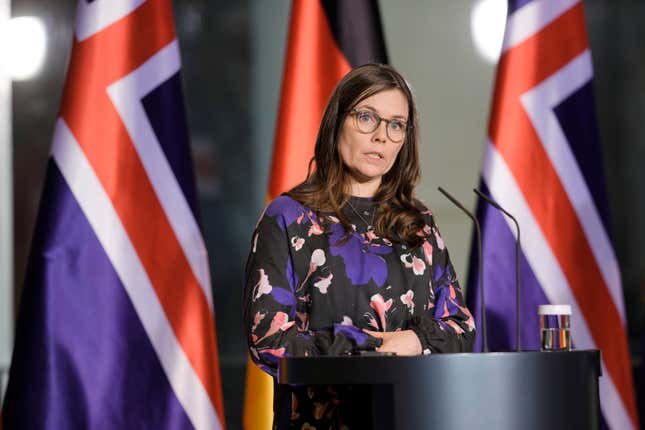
[320,0,388,67]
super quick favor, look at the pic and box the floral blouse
[243,195,475,429]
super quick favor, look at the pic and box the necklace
[345,199,377,232]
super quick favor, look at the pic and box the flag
[1,1,225,428]
[466,1,638,428]
[242,0,387,428]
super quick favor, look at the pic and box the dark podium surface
[279,350,601,430]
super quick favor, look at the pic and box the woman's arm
[405,211,476,354]
[243,198,381,376]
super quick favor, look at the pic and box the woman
[243,63,475,429]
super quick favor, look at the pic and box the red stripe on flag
[268,0,351,198]
[59,0,225,421]
[489,4,637,425]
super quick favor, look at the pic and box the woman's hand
[363,329,422,356]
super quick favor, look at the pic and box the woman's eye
[390,120,403,131]
[357,111,375,123]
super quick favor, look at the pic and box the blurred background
[1,0,643,428]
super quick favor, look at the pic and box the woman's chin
[351,171,384,185]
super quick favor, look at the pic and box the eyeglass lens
[353,110,405,142]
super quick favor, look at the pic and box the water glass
[538,304,571,351]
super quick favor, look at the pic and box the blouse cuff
[408,314,467,354]
[332,323,382,353]
[409,323,433,355]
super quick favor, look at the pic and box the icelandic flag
[466,1,638,429]
[1,1,225,428]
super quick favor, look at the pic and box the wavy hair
[287,63,428,247]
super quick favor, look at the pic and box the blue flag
[2,1,224,428]
[466,1,637,428]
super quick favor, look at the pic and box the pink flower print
[366,229,378,241]
[253,268,272,300]
[290,236,305,251]
[422,241,433,266]
[446,285,475,330]
[370,293,393,331]
[434,227,445,250]
[459,305,476,331]
[311,249,326,267]
[400,290,415,313]
[252,311,266,331]
[251,334,258,343]
[257,312,294,343]
[296,212,305,224]
[313,273,333,294]
[274,312,295,331]
[296,249,326,292]
[411,256,426,275]
[417,224,431,237]
[400,253,426,275]
[446,320,465,334]
[308,222,323,236]
[341,316,353,326]
[364,312,379,330]
[307,211,324,236]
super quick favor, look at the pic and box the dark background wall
[6,1,645,428]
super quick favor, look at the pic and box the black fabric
[244,196,475,428]
[320,0,389,67]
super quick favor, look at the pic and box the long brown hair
[287,63,428,247]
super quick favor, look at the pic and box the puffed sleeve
[406,207,476,354]
[243,197,382,377]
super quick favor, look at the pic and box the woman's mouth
[365,152,384,160]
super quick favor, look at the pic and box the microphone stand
[437,187,488,352]
[473,189,522,352]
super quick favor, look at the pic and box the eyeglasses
[349,108,407,143]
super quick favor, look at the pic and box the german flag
[243,0,387,428]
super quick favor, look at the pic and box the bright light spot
[0,16,47,80]
[470,0,508,64]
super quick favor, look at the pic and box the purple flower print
[329,223,391,286]
[266,196,305,230]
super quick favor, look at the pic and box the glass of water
[538,304,572,351]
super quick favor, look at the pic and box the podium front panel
[279,350,601,430]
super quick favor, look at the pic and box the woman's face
[338,88,408,196]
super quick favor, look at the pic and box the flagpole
[0,0,14,401]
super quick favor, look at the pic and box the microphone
[473,188,522,352]
[437,187,488,352]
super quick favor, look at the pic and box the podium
[279,350,601,430]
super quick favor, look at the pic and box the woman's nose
[372,121,388,143]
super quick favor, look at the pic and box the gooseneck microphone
[473,188,522,352]
[437,187,488,352]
